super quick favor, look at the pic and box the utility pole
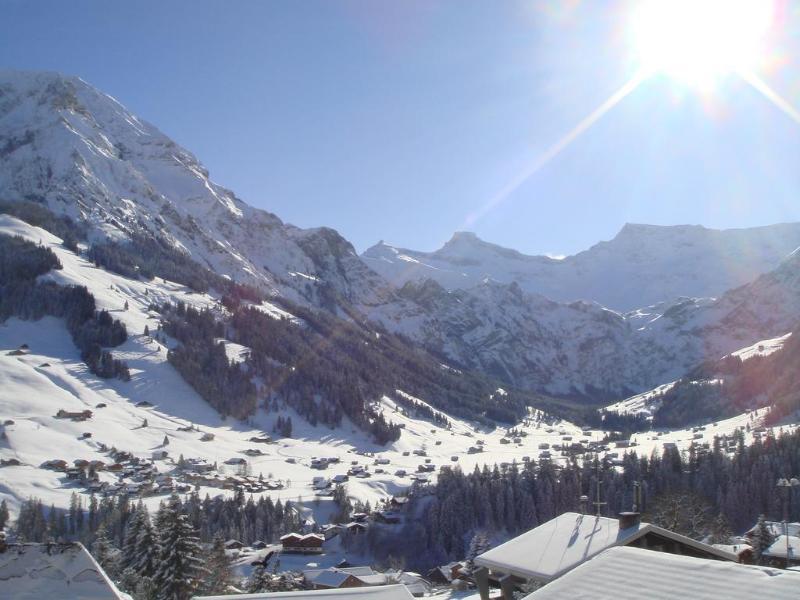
[776,477,799,569]
[594,452,606,517]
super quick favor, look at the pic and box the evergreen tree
[122,507,145,570]
[92,524,120,580]
[134,509,159,577]
[708,512,733,545]
[750,514,775,564]
[0,499,9,530]
[154,495,206,600]
[246,562,271,593]
[201,533,234,595]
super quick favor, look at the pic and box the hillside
[0,69,391,312]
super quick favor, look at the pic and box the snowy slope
[0,214,796,526]
[0,69,391,310]
[363,224,800,312]
[366,244,800,398]
[6,69,800,402]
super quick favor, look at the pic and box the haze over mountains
[363,223,800,312]
[3,69,800,401]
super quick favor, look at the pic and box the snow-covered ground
[1,215,798,525]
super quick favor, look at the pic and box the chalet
[763,535,800,567]
[385,570,430,597]
[374,511,401,524]
[244,448,264,456]
[224,539,244,550]
[41,459,68,471]
[224,457,246,465]
[0,542,127,599]
[280,533,324,553]
[321,524,341,540]
[425,561,465,585]
[200,432,215,441]
[0,458,21,467]
[352,512,369,522]
[390,496,409,510]
[394,469,407,477]
[345,522,369,535]
[301,566,381,590]
[473,511,736,600]
[152,450,168,460]
[252,540,267,549]
[523,546,800,600]
[713,543,753,563]
[249,435,272,443]
[55,409,93,421]
[194,586,415,600]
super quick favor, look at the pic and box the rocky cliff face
[4,69,800,402]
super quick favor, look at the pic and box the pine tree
[247,562,271,593]
[201,533,233,595]
[134,509,158,578]
[708,512,733,545]
[92,524,120,580]
[153,495,206,600]
[0,499,10,529]
[122,508,145,570]
[751,514,775,564]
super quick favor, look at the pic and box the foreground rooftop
[524,546,800,600]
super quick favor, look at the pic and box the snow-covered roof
[712,543,752,555]
[311,569,360,588]
[0,542,127,599]
[764,535,800,559]
[523,546,800,600]
[474,512,735,582]
[193,584,414,600]
[304,566,376,580]
[747,520,800,539]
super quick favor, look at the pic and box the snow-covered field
[1,215,798,525]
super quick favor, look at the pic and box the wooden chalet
[280,532,324,554]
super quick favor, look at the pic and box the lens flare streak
[739,69,800,126]
[464,71,647,227]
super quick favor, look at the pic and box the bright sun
[633,0,775,87]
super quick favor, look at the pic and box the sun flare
[632,0,775,87]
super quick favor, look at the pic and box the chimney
[618,511,641,530]
[579,495,589,514]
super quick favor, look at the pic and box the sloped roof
[474,512,735,582]
[475,513,640,581]
[523,546,800,600]
[747,520,800,538]
[312,570,360,588]
[193,583,414,600]
[764,535,799,559]
[0,542,127,599]
[304,566,376,581]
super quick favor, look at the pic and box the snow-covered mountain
[0,69,390,310]
[365,244,800,398]
[363,223,800,312]
[4,69,800,403]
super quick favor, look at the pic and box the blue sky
[2,0,800,256]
